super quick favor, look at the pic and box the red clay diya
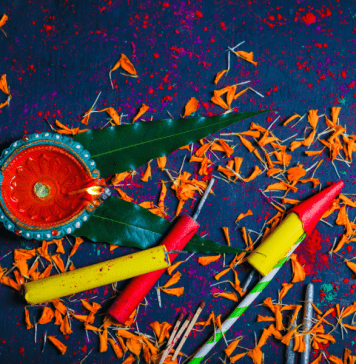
[0,133,105,240]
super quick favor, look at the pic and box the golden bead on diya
[0,132,104,240]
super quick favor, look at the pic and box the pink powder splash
[295,229,329,275]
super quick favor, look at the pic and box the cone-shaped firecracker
[248,180,344,276]
[188,180,345,364]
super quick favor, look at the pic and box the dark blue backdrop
[0,1,356,363]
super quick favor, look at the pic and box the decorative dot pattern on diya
[0,133,102,240]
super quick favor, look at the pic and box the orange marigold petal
[54,310,63,325]
[81,299,101,313]
[256,315,275,322]
[279,283,293,301]
[299,178,320,188]
[70,237,84,257]
[310,353,323,364]
[0,74,9,95]
[233,88,249,100]
[211,94,229,110]
[213,291,238,302]
[183,97,199,117]
[226,85,237,109]
[51,298,67,315]
[99,329,108,352]
[39,264,53,279]
[238,135,255,152]
[231,353,247,363]
[305,149,325,156]
[236,209,253,222]
[345,260,356,275]
[141,161,152,182]
[60,314,73,335]
[106,107,121,125]
[214,70,227,84]
[247,346,263,364]
[167,261,184,275]
[224,337,242,357]
[243,166,262,183]
[222,227,231,246]
[331,107,342,127]
[119,54,137,75]
[328,355,344,364]
[160,287,184,297]
[112,172,130,185]
[0,100,8,109]
[51,254,65,273]
[214,268,231,281]
[157,156,167,170]
[133,103,149,122]
[122,354,136,364]
[48,336,67,355]
[163,271,181,288]
[115,187,134,202]
[108,338,123,359]
[198,254,221,266]
[287,165,306,183]
[38,307,54,325]
[307,109,319,129]
[241,130,260,138]
[234,50,258,66]
[283,114,300,126]
[281,328,296,346]
[290,254,305,283]
[195,143,211,157]
[126,337,142,356]
[25,307,34,329]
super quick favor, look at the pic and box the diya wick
[68,185,112,203]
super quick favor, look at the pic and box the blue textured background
[0,1,356,363]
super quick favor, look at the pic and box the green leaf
[73,196,249,254]
[74,111,268,178]
[185,237,250,254]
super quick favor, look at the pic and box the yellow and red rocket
[248,180,344,276]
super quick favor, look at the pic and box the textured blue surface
[0,1,356,363]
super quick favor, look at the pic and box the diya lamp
[0,132,107,240]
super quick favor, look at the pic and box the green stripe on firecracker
[251,281,270,293]
[189,358,204,364]
[206,331,226,344]
[274,256,289,268]
[229,305,249,319]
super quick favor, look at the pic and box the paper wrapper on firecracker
[247,213,304,276]
[247,180,344,276]
[108,214,199,324]
[23,246,170,305]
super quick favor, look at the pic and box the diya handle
[107,178,215,324]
